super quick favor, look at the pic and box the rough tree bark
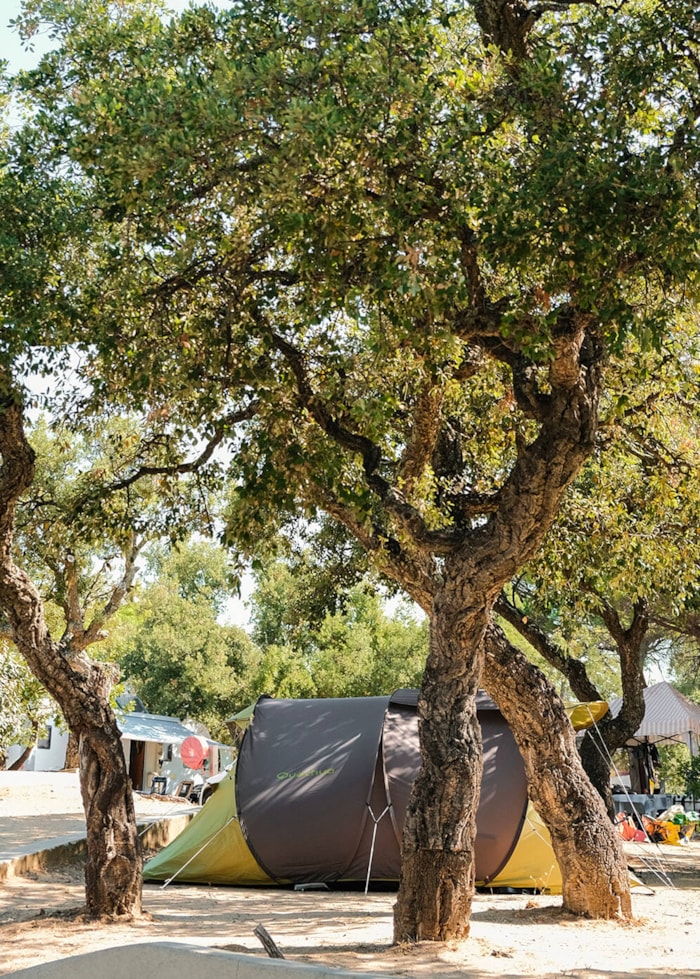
[483,621,632,918]
[63,730,80,770]
[394,583,488,941]
[0,388,142,918]
[496,592,649,817]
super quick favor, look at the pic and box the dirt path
[1,773,699,979]
[2,844,699,979]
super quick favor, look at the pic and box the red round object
[180,735,208,770]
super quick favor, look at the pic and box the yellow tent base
[143,768,272,886]
[480,802,563,893]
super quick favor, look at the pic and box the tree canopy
[114,540,258,742]
[9,0,698,582]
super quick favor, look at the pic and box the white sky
[2,0,203,72]
[3,0,53,71]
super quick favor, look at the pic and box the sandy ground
[1,773,699,979]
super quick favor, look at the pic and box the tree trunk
[8,744,33,771]
[80,721,142,917]
[394,581,487,942]
[578,736,617,818]
[496,592,649,818]
[64,730,80,770]
[483,622,632,919]
[390,331,602,940]
[0,392,142,918]
[3,592,144,918]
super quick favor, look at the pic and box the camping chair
[149,775,167,795]
[175,779,194,799]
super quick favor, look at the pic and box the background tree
[115,540,259,741]
[11,0,700,937]
[248,557,428,699]
[0,639,55,769]
[248,520,378,646]
[312,585,428,697]
[672,640,700,702]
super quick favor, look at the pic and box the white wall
[6,719,231,792]
[5,722,70,772]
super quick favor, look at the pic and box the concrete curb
[6,941,386,979]
[0,813,194,882]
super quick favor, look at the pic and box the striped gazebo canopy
[609,681,700,755]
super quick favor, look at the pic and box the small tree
[0,392,143,916]
[0,67,245,917]
[0,640,55,769]
[0,385,231,919]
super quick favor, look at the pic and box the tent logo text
[276,768,335,780]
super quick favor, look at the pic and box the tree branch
[93,405,258,496]
[599,597,649,684]
[322,495,436,612]
[59,551,84,638]
[495,590,602,701]
[81,533,143,648]
[272,332,462,553]
[398,378,444,495]
[470,0,596,58]
[0,385,60,677]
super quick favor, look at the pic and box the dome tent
[144,690,564,891]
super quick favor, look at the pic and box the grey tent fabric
[381,694,420,846]
[236,695,390,881]
[235,690,529,885]
[475,706,528,882]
